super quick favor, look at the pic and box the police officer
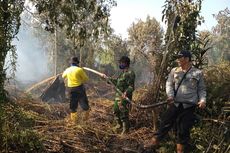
[102,56,135,134]
[144,50,206,153]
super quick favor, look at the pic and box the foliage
[151,0,209,101]
[0,1,44,151]
[192,31,212,68]
[188,61,230,152]
[191,122,229,153]
[162,0,209,69]
[0,0,25,102]
[209,8,230,64]
[94,34,129,75]
[128,15,164,75]
[157,62,230,152]
[0,103,44,152]
[30,0,116,47]
[25,0,116,74]
[204,61,230,116]
[163,0,203,49]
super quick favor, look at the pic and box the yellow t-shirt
[62,66,88,87]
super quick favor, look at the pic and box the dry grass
[12,81,156,153]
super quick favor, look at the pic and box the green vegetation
[0,0,229,152]
[0,102,44,152]
[0,0,24,102]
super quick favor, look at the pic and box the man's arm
[166,68,175,101]
[62,70,67,79]
[197,71,206,109]
[125,71,135,96]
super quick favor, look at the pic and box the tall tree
[154,0,206,101]
[30,0,116,66]
[128,15,164,76]
[0,0,25,102]
[211,8,230,63]
[135,0,208,130]
[96,34,129,75]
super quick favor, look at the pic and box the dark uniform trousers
[68,85,89,113]
[155,103,196,144]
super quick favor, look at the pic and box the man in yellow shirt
[62,57,90,124]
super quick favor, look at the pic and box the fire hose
[83,67,202,109]
[83,67,132,104]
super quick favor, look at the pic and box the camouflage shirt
[110,70,135,101]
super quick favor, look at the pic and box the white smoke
[11,16,52,88]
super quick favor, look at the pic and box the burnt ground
[12,80,160,153]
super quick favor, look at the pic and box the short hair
[70,56,79,64]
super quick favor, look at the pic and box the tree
[96,34,129,75]
[0,0,25,102]
[127,16,164,130]
[155,0,207,101]
[29,0,116,66]
[128,16,164,79]
[135,0,209,130]
[211,8,230,63]
[193,30,212,67]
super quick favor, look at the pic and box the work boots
[121,121,130,135]
[70,112,78,124]
[113,119,122,130]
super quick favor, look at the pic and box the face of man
[177,57,190,67]
[119,62,128,69]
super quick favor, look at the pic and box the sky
[110,0,230,38]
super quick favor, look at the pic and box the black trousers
[155,103,196,144]
[67,85,89,113]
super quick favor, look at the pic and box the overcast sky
[110,0,230,38]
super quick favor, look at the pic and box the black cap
[177,50,192,59]
[70,56,79,64]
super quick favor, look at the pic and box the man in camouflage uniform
[102,56,135,134]
[144,50,206,153]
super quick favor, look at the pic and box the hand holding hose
[101,73,108,79]
[166,96,174,104]
[198,101,206,109]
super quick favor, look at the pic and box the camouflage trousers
[113,99,129,122]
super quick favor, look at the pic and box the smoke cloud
[11,21,51,88]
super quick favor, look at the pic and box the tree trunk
[0,0,9,102]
